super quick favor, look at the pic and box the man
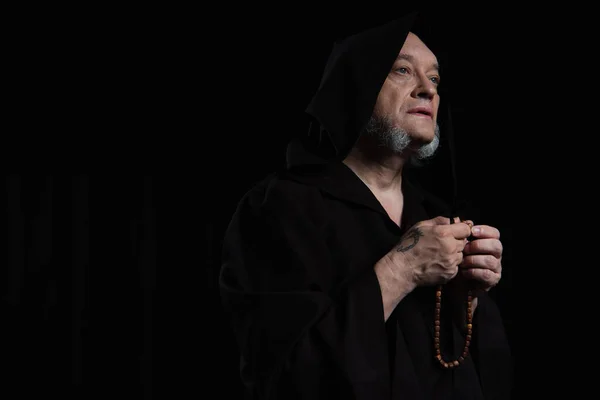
[219,13,512,399]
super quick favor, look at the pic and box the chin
[411,129,436,144]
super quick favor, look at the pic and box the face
[372,32,440,145]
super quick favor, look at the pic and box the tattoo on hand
[396,228,423,252]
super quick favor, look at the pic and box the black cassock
[220,12,513,400]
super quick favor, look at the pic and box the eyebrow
[396,53,440,72]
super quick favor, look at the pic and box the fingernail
[472,227,481,234]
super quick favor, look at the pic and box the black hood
[285,12,463,219]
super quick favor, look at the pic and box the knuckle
[482,269,492,281]
[486,255,498,269]
[442,240,453,253]
[434,216,449,225]
[443,257,453,268]
[433,225,445,236]
[449,266,458,279]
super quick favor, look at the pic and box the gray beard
[363,115,440,166]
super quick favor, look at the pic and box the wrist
[374,253,417,322]
[378,252,417,296]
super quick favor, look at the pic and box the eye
[430,76,440,85]
[395,67,410,75]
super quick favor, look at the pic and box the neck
[342,136,408,193]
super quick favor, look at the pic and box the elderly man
[220,13,512,400]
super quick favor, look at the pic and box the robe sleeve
[219,180,390,399]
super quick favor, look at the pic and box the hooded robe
[219,12,513,400]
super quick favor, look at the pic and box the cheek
[376,91,404,115]
[432,98,440,119]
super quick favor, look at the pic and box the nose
[412,73,437,100]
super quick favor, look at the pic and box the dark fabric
[220,160,513,399]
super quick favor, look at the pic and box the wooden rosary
[434,220,473,369]
[434,285,473,369]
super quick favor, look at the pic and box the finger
[460,254,502,273]
[461,220,474,237]
[455,237,468,253]
[463,239,503,258]
[471,225,500,239]
[455,218,474,236]
[447,222,472,240]
[461,219,474,228]
[455,251,464,266]
[454,217,474,229]
[429,217,472,239]
[461,268,501,288]
[422,216,454,226]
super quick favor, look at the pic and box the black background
[4,5,585,399]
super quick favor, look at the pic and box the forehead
[398,32,438,65]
